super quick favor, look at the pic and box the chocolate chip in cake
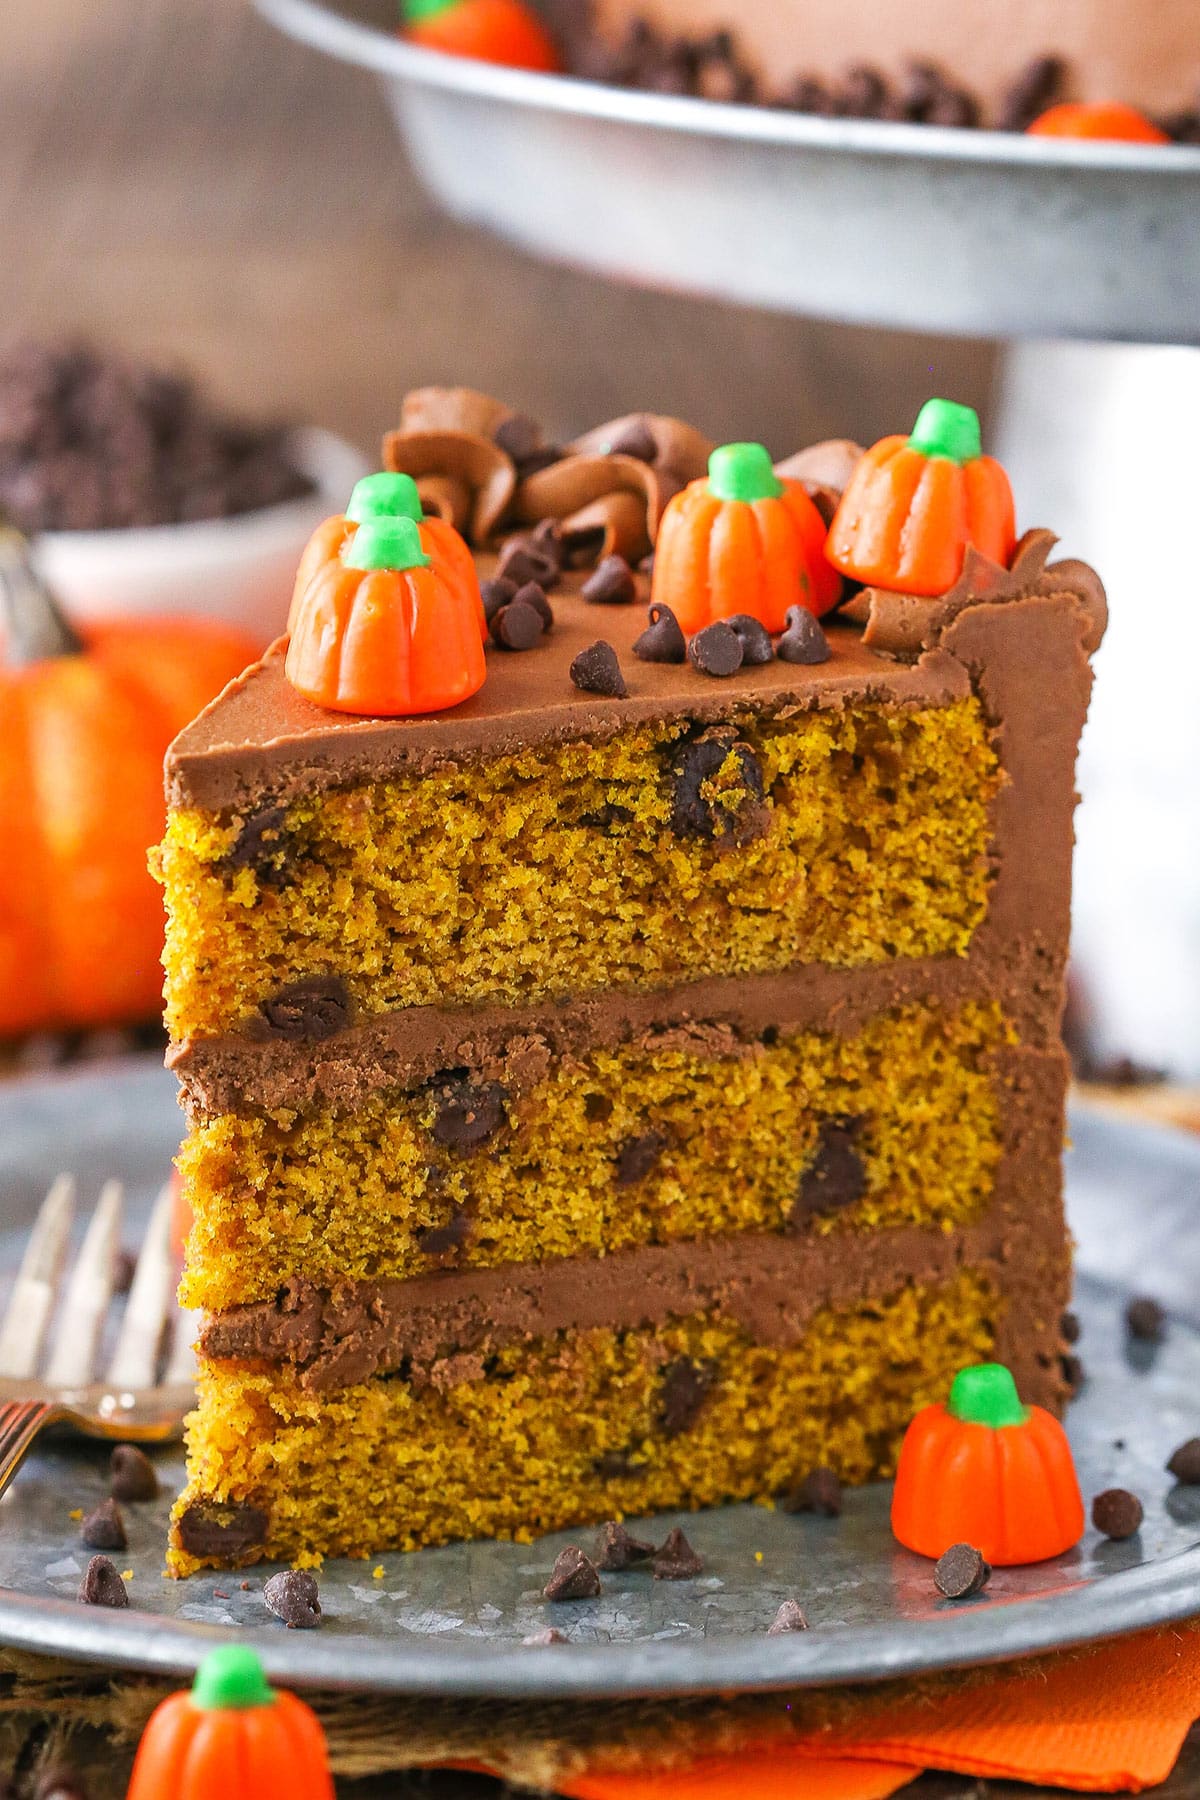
[264,1567,322,1629]
[77,1555,128,1609]
[776,605,830,665]
[605,419,658,463]
[632,601,687,664]
[767,1598,809,1635]
[652,1526,704,1580]
[1060,1309,1081,1346]
[523,1627,567,1645]
[429,1077,508,1149]
[1125,1296,1166,1342]
[175,1499,269,1562]
[595,1521,656,1571]
[1167,1438,1200,1484]
[933,1542,991,1599]
[256,976,354,1044]
[658,1358,718,1437]
[581,553,638,606]
[780,1467,843,1518]
[614,1129,668,1187]
[1092,1488,1143,1540]
[513,579,554,629]
[996,53,1065,132]
[667,727,768,847]
[594,1448,646,1480]
[110,1443,158,1503]
[490,598,545,651]
[792,1118,867,1223]
[570,641,627,698]
[688,620,743,678]
[496,529,562,592]
[724,613,775,666]
[480,576,518,623]
[227,805,291,884]
[543,1545,602,1601]
[80,1497,126,1551]
[416,1208,472,1257]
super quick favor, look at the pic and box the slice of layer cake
[156,392,1105,1573]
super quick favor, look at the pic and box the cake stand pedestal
[257,0,1200,1071]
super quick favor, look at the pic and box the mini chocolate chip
[1126,1296,1166,1342]
[110,1443,158,1503]
[513,580,554,629]
[667,727,768,847]
[481,576,517,622]
[80,1497,126,1551]
[429,1077,507,1149]
[111,1249,137,1296]
[1060,1309,1081,1346]
[615,1129,668,1187]
[934,1542,991,1599]
[570,641,627,697]
[1167,1439,1200,1484]
[777,605,830,664]
[605,419,658,463]
[653,1526,704,1579]
[1092,1487,1143,1540]
[594,1448,646,1479]
[658,1358,718,1436]
[793,1118,866,1223]
[523,1627,567,1645]
[781,1467,842,1517]
[633,601,687,663]
[227,805,290,883]
[256,976,353,1043]
[264,1567,322,1629]
[581,554,637,606]
[77,1555,128,1608]
[175,1499,269,1561]
[490,598,545,651]
[544,1545,602,1600]
[416,1208,472,1257]
[493,413,543,463]
[1061,1352,1085,1394]
[724,614,774,665]
[595,1521,656,1571]
[767,1598,809,1634]
[688,620,743,678]
[497,531,562,591]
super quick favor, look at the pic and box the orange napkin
[477,1623,1200,1798]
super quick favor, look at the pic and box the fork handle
[0,1401,59,1502]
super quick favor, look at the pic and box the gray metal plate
[1,1060,1199,1697]
[254,0,1200,343]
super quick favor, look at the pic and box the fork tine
[44,1179,123,1388]
[164,1306,201,1386]
[0,1175,76,1378]
[105,1183,173,1391]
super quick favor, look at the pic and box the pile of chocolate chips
[562,19,1200,141]
[0,340,313,532]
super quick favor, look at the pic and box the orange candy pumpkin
[0,529,257,1038]
[400,0,562,72]
[127,1644,333,1800]
[1027,102,1170,144]
[892,1363,1085,1567]
[652,442,841,635]
[826,399,1016,597]
[285,476,487,717]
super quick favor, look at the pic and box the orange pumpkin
[1027,102,1170,144]
[285,504,486,716]
[0,529,256,1038]
[127,1644,333,1800]
[652,442,841,636]
[892,1363,1085,1567]
[401,0,562,72]
[826,399,1016,597]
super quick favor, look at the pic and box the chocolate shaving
[544,1545,602,1600]
[595,1521,656,1571]
[658,1357,718,1436]
[253,976,354,1044]
[175,1499,269,1562]
[793,1118,867,1223]
[633,602,687,664]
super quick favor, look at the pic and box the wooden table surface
[0,3,1174,1794]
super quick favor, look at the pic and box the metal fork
[0,1175,197,1500]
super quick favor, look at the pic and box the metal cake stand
[1,1060,1199,1699]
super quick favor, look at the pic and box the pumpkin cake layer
[169,1269,1007,1573]
[179,999,1012,1314]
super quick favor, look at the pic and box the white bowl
[31,427,370,649]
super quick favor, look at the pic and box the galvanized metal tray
[1,1059,1199,1697]
[254,0,1200,343]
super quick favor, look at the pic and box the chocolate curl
[382,386,520,545]
[775,438,866,525]
[571,413,715,487]
[513,454,674,565]
[398,386,512,441]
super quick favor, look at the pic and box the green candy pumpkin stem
[346,471,424,525]
[191,1645,276,1712]
[402,0,460,21]
[907,398,983,466]
[0,525,83,666]
[707,442,784,505]
[343,514,431,573]
[948,1362,1029,1429]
